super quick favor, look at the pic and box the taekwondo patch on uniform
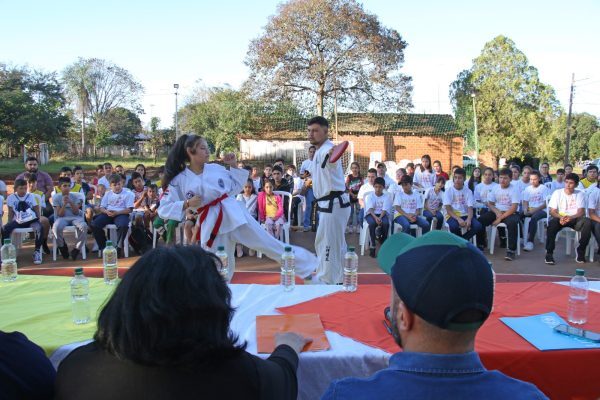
[218,178,225,188]
[185,191,195,199]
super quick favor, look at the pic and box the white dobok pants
[314,195,351,284]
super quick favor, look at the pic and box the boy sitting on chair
[365,177,392,257]
[52,176,87,261]
[91,174,134,258]
[522,171,549,252]
[443,168,482,241]
[2,179,43,264]
[394,175,430,237]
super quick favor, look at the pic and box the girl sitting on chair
[258,181,285,239]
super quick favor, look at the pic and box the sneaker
[544,253,555,265]
[303,226,310,232]
[42,241,51,255]
[236,244,243,258]
[117,248,124,259]
[345,226,351,234]
[523,242,534,252]
[369,248,376,258]
[354,225,360,234]
[71,248,80,261]
[505,251,515,261]
[59,243,70,259]
[576,250,586,264]
[33,250,42,265]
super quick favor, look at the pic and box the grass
[0,156,166,177]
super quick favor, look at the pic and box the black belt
[315,191,351,213]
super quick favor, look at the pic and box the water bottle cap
[576,269,585,276]
[3,239,10,245]
[106,240,113,247]
[348,246,355,252]
[217,246,225,251]
[74,267,84,275]
[284,246,292,252]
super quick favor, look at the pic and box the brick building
[238,112,461,173]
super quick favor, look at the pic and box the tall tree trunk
[81,112,86,157]
[316,84,325,116]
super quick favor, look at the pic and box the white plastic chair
[51,227,87,261]
[152,222,185,248]
[97,224,132,258]
[488,221,521,256]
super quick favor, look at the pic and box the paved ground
[11,228,600,279]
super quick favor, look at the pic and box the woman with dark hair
[55,246,310,400]
[158,134,316,281]
[346,161,363,233]
[414,155,435,189]
[468,167,482,193]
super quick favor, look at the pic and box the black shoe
[499,237,507,248]
[369,248,376,258]
[545,253,555,265]
[477,244,485,252]
[70,248,80,261]
[576,250,586,264]
[59,244,70,260]
[117,248,124,259]
[505,251,515,261]
[42,241,51,255]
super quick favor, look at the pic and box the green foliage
[146,117,175,162]
[245,0,412,115]
[0,64,71,148]
[101,107,142,147]
[590,130,600,159]
[450,36,561,167]
[569,113,599,161]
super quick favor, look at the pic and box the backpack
[128,225,152,255]
[15,194,38,224]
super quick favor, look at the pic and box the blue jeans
[423,210,443,230]
[365,214,390,244]
[446,216,482,240]
[92,213,130,250]
[303,188,314,229]
[394,215,431,237]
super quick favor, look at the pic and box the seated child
[235,179,258,256]
[52,177,87,260]
[365,177,392,257]
[24,173,51,255]
[258,181,284,239]
[2,179,43,264]
[394,175,430,237]
[423,176,445,230]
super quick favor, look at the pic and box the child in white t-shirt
[522,171,550,251]
[443,168,481,241]
[544,173,591,265]
[364,177,391,257]
[423,176,445,230]
[235,180,258,257]
[394,175,430,236]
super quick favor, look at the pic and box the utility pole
[174,83,180,138]
[564,73,575,166]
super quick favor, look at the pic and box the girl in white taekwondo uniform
[308,117,351,284]
[158,134,317,281]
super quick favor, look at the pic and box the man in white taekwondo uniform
[307,116,351,284]
[158,139,316,281]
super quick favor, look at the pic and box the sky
[1,0,599,129]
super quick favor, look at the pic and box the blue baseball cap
[377,231,494,331]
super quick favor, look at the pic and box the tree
[102,107,142,147]
[450,36,561,167]
[180,87,255,155]
[0,64,71,151]
[590,131,600,159]
[62,59,92,155]
[569,113,599,161]
[245,0,412,115]
[62,58,144,156]
[147,117,175,163]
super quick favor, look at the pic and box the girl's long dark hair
[163,134,202,190]
[94,246,246,368]
[420,154,432,172]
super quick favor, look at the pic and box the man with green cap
[321,231,547,399]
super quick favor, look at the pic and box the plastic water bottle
[215,246,229,281]
[1,239,17,282]
[343,246,358,292]
[71,268,90,324]
[568,269,589,325]
[280,246,295,292]
[103,240,118,285]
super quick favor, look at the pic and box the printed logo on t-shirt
[108,194,127,209]
[185,191,195,199]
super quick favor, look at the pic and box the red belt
[195,193,228,248]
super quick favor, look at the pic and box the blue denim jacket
[321,351,548,400]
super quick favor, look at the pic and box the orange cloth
[278,282,600,400]
[256,314,330,353]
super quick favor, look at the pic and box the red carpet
[19,267,571,284]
